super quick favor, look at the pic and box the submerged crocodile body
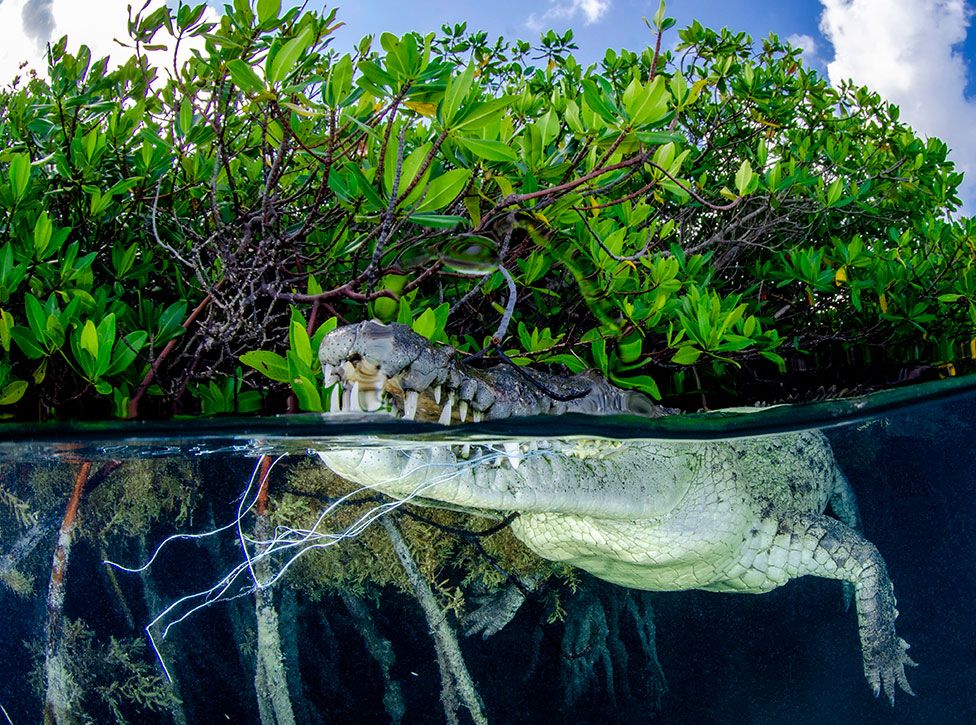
[315,321,916,704]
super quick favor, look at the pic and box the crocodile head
[315,321,690,518]
[318,320,665,424]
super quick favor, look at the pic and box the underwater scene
[1,376,975,724]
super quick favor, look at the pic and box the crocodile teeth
[458,400,468,423]
[438,393,454,425]
[433,385,442,405]
[461,443,470,458]
[472,410,482,423]
[504,442,520,470]
[404,390,419,420]
[341,387,351,411]
[360,388,383,412]
[328,384,341,412]
[349,381,362,412]
[323,363,337,386]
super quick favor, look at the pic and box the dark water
[2,376,976,724]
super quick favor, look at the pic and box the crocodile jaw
[317,441,694,519]
[315,322,691,517]
[318,320,666,424]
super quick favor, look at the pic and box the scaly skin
[316,321,917,704]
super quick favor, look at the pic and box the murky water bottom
[1,380,975,723]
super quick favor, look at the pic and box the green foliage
[1,1,974,419]
[189,370,263,415]
[241,311,337,411]
[30,620,180,722]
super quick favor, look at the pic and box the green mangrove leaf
[0,380,27,405]
[441,63,475,127]
[10,329,44,359]
[735,160,754,196]
[33,212,53,257]
[456,137,517,163]
[80,320,99,360]
[8,153,30,202]
[226,59,265,94]
[416,169,471,213]
[269,26,313,84]
[241,351,291,382]
[408,213,465,229]
[106,331,148,376]
[611,373,661,400]
[290,319,313,369]
[257,0,281,25]
[671,346,702,365]
[290,374,323,411]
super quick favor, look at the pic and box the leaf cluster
[1,1,974,418]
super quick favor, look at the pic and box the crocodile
[315,321,916,704]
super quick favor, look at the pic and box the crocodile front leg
[725,513,916,704]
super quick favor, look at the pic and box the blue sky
[329,0,976,211]
[334,1,827,69]
[1,0,974,209]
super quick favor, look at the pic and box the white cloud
[526,0,611,32]
[786,32,818,60]
[819,0,976,212]
[0,0,215,85]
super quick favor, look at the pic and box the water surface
[1,376,975,723]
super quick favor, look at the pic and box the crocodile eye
[627,392,657,416]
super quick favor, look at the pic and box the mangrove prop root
[341,592,406,724]
[43,460,91,725]
[278,591,314,723]
[381,517,487,725]
[138,536,189,725]
[253,456,297,725]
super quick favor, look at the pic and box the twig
[475,149,655,231]
[366,126,408,285]
[128,293,214,418]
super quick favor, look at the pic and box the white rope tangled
[104,443,538,680]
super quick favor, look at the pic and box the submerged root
[341,593,405,724]
[108,449,519,671]
[44,461,91,724]
[102,447,561,720]
[253,456,297,725]
[381,516,487,725]
[561,579,667,712]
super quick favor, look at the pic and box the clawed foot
[461,582,531,638]
[864,636,917,706]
